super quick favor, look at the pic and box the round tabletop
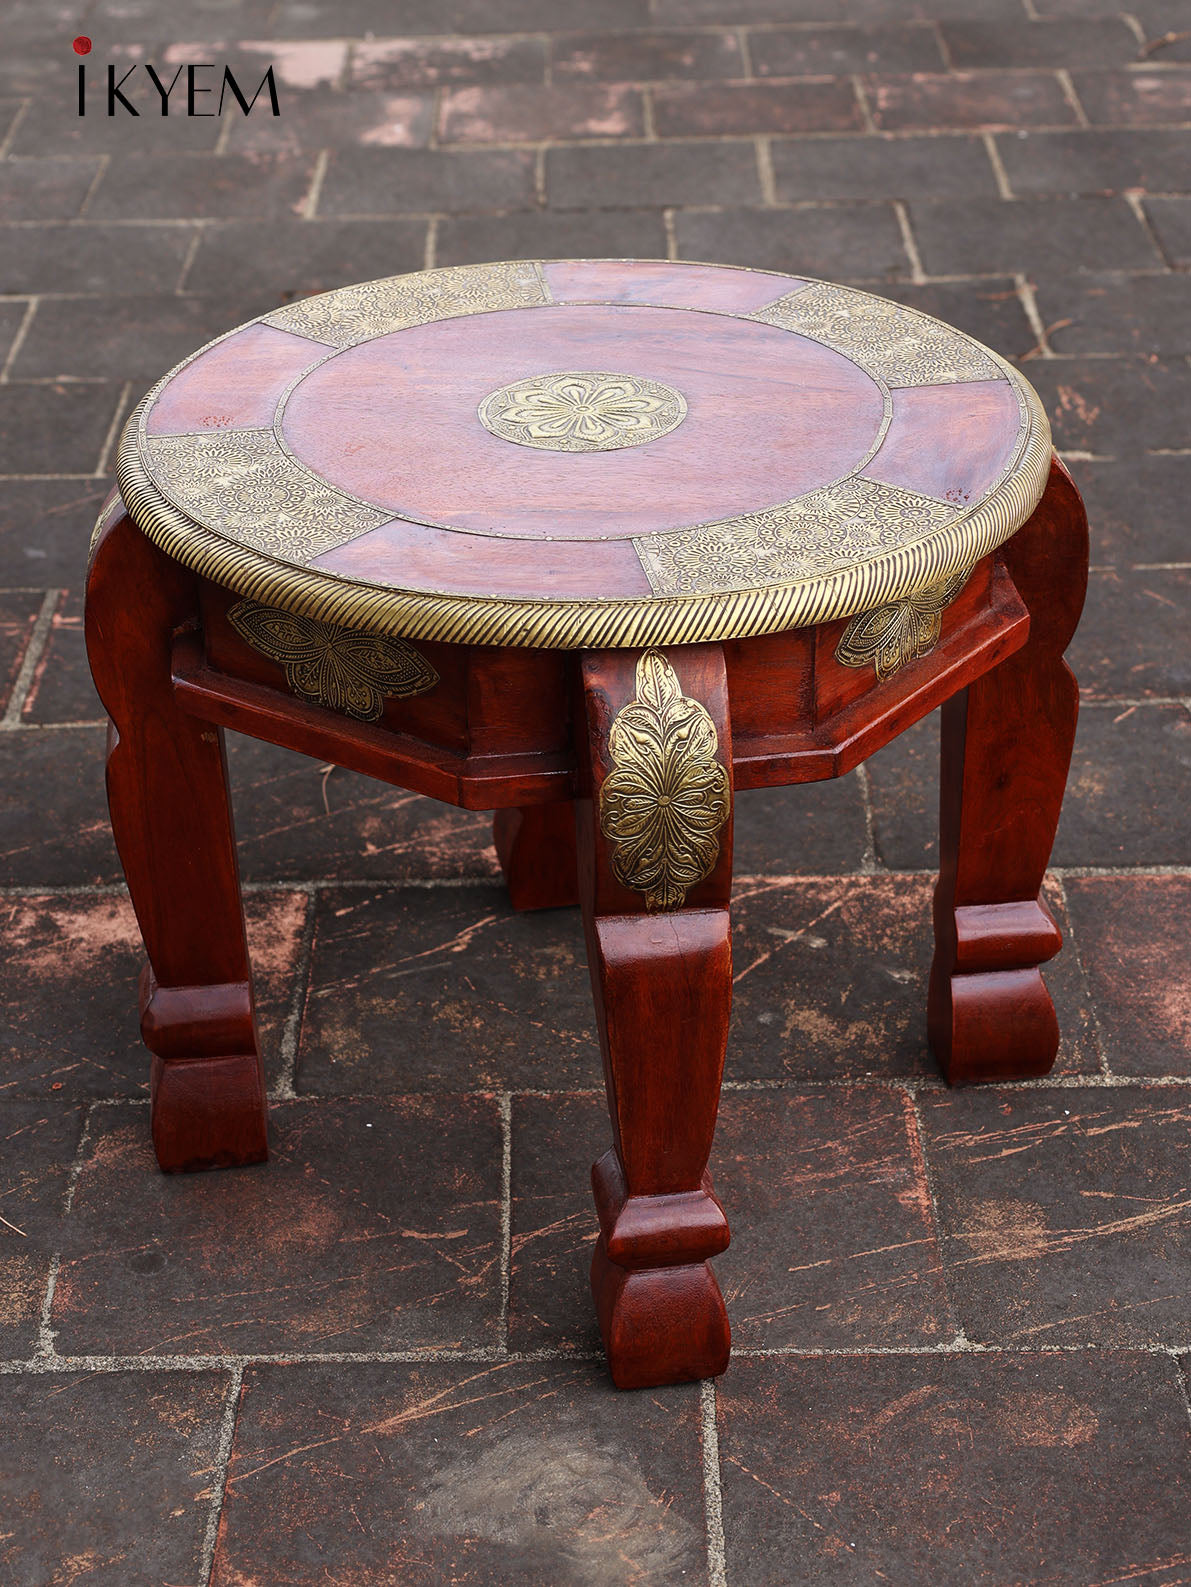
[116,259,1051,650]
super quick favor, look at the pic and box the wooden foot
[577,645,734,1389]
[929,459,1089,1084]
[86,493,268,1171]
[493,802,578,910]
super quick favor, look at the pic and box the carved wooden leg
[493,802,578,910]
[85,492,267,1172]
[576,644,734,1389]
[929,458,1089,1085]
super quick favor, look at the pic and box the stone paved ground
[1,0,1190,1582]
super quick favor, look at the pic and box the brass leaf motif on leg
[227,600,438,721]
[835,563,976,680]
[599,650,731,912]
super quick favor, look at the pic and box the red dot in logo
[73,36,92,55]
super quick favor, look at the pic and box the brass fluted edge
[115,351,1051,653]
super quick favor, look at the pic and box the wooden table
[85,259,1087,1389]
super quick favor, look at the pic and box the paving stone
[922,1086,1191,1345]
[862,276,1034,359]
[730,872,1096,1082]
[734,773,869,877]
[350,35,549,89]
[552,28,745,81]
[54,1096,503,1355]
[298,883,600,1095]
[1073,67,1191,125]
[848,0,1028,15]
[1146,197,1191,265]
[1068,454,1191,564]
[18,591,93,723]
[0,383,121,478]
[750,22,944,75]
[545,140,762,208]
[0,1100,83,1358]
[508,1093,603,1354]
[771,133,997,200]
[655,0,1025,18]
[0,478,111,586]
[718,1351,1191,1586]
[212,1360,708,1587]
[0,158,102,221]
[0,301,24,369]
[939,18,1141,69]
[997,128,1191,196]
[908,197,1161,276]
[0,1368,231,1586]
[0,591,41,715]
[0,889,307,1100]
[1064,875,1191,1078]
[510,1086,952,1355]
[867,704,1191,869]
[1069,568,1191,700]
[0,725,120,886]
[1030,270,1191,355]
[674,204,911,279]
[1131,1,1191,62]
[436,207,668,265]
[652,78,864,135]
[86,0,276,40]
[1024,357,1191,455]
[86,151,315,219]
[9,83,225,155]
[439,83,646,143]
[0,222,195,296]
[226,735,498,885]
[184,216,427,295]
[863,70,1078,131]
[317,146,537,216]
[224,86,436,152]
[276,0,651,32]
[12,292,277,383]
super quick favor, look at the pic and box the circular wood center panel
[117,259,1052,649]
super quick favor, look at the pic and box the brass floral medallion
[478,371,688,453]
[835,563,977,680]
[227,600,438,721]
[599,651,731,912]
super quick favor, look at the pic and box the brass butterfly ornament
[227,601,438,721]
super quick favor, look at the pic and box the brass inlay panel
[635,479,960,598]
[262,260,549,348]
[835,562,977,680]
[599,650,731,912]
[749,282,1003,387]
[478,370,687,453]
[227,599,438,721]
[143,428,388,562]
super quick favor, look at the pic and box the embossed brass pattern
[262,261,549,348]
[749,282,1003,387]
[599,650,731,912]
[227,599,438,720]
[835,562,977,680]
[144,428,388,561]
[635,479,960,598]
[478,371,688,452]
[117,262,1055,650]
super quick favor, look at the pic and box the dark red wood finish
[928,457,1089,1083]
[85,499,267,1173]
[84,459,1088,1388]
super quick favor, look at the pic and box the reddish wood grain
[928,458,1089,1084]
[493,803,579,910]
[576,645,734,1388]
[85,493,268,1172]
